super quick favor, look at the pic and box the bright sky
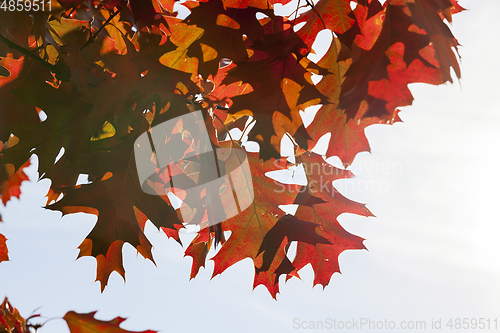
[1,0,499,332]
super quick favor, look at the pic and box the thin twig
[290,0,303,26]
[305,0,326,29]
[212,111,240,148]
[80,9,121,51]
[285,132,299,150]
[238,118,255,142]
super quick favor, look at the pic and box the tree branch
[80,9,121,51]
[0,33,70,81]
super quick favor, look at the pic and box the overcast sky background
[1,0,499,332]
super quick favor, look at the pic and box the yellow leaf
[200,43,218,62]
[160,49,199,74]
[169,23,204,48]
[91,121,116,141]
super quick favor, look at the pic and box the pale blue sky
[1,1,499,332]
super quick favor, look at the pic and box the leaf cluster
[0,297,155,333]
[0,0,462,297]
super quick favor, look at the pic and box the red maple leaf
[0,233,8,263]
[296,0,356,48]
[289,152,373,286]
[0,298,28,333]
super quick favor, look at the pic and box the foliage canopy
[0,0,462,298]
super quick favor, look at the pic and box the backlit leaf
[0,0,463,297]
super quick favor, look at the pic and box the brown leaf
[63,311,156,333]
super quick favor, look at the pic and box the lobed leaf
[63,311,156,333]
[0,0,463,297]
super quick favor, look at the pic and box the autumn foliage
[0,297,155,332]
[0,0,462,298]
